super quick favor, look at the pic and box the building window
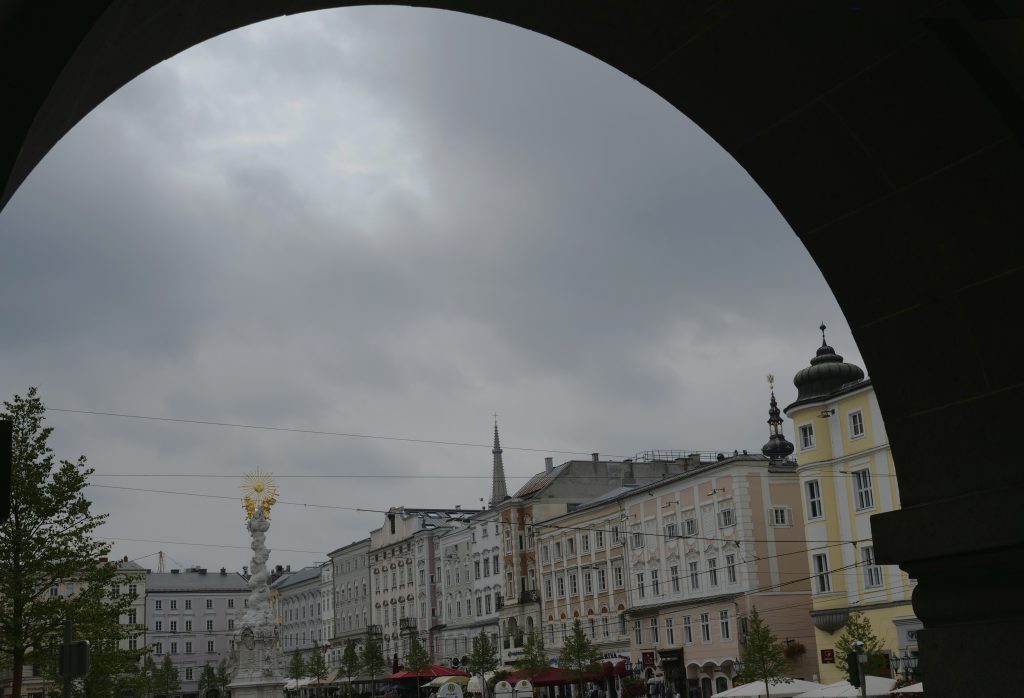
[155,621,162,632]
[581,533,590,553]
[170,600,177,610]
[805,480,823,520]
[569,574,578,596]
[665,618,674,645]
[688,561,700,590]
[170,621,177,633]
[185,641,192,654]
[683,517,698,537]
[545,577,553,600]
[634,620,642,645]
[614,566,624,588]
[813,554,832,593]
[554,542,562,559]
[651,569,660,595]
[862,546,883,588]
[849,410,865,439]
[700,613,711,642]
[206,598,213,609]
[567,537,575,555]
[208,640,215,653]
[853,469,874,510]
[650,618,659,643]
[584,572,593,594]
[557,576,565,597]
[228,619,234,630]
[683,616,692,644]
[631,526,644,549]
[595,530,604,548]
[726,555,737,584]
[598,569,607,591]
[718,509,735,528]
[670,566,680,592]
[186,667,193,681]
[636,573,645,599]
[129,638,137,650]
[170,642,178,655]
[206,620,214,631]
[720,610,731,640]
[227,599,234,609]
[799,424,815,450]
[708,559,718,587]
[155,642,163,655]
[185,599,192,610]
[602,616,609,638]
[769,507,792,526]
[611,525,621,544]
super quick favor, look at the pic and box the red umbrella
[506,667,602,687]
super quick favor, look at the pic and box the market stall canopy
[794,676,895,697]
[711,679,825,698]
[891,683,923,694]
[391,665,471,680]
[423,675,472,688]
[505,667,603,687]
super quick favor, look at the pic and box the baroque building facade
[784,327,920,684]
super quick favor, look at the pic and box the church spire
[490,415,509,507]
[761,374,795,463]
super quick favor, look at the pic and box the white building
[328,538,370,667]
[273,565,325,657]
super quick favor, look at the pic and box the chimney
[688,453,701,469]
[591,452,600,462]
[123,555,129,562]
[544,457,554,472]
[621,460,636,486]
[455,505,461,510]
[220,568,227,575]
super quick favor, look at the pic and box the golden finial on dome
[767,373,775,391]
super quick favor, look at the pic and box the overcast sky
[0,7,864,572]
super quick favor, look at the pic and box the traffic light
[846,652,860,688]
[1,419,11,523]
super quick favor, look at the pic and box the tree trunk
[12,647,24,698]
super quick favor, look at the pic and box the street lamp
[890,652,919,683]
[733,660,743,681]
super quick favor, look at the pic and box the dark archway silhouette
[2,4,1022,695]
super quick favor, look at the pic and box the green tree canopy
[289,651,308,682]
[0,389,139,698]
[559,619,602,697]
[406,634,432,674]
[339,639,362,697]
[308,646,331,697]
[466,630,499,698]
[199,663,218,693]
[739,607,792,697]
[517,630,548,679]
[216,658,234,696]
[360,629,389,693]
[154,654,181,697]
[835,611,887,678]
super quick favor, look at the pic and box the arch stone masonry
[2,2,1023,692]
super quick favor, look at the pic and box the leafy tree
[360,629,389,696]
[405,634,432,698]
[216,658,234,697]
[466,630,498,698]
[0,389,138,698]
[739,607,791,698]
[559,619,601,698]
[289,651,308,685]
[153,654,181,697]
[339,640,362,698]
[308,647,331,698]
[199,663,219,695]
[136,654,158,698]
[516,630,548,679]
[835,611,887,679]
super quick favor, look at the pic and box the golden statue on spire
[241,467,278,519]
[767,373,775,391]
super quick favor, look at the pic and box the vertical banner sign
[0,419,11,523]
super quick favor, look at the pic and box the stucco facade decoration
[619,454,818,697]
[498,454,700,666]
[329,538,370,664]
[369,507,480,665]
[469,510,503,661]
[438,523,480,666]
[784,332,919,685]
[272,565,325,659]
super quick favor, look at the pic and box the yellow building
[784,326,920,684]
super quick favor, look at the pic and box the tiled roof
[147,570,249,592]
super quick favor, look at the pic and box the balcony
[517,590,539,604]
[400,617,417,631]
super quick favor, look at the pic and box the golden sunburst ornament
[241,468,279,519]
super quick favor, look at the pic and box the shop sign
[642,651,656,668]
[820,649,835,664]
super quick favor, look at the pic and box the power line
[89,484,389,514]
[103,536,328,555]
[50,407,633,457]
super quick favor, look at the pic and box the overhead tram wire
[92,481,868,544]
[90,470,903,479]
[50,407,631,458]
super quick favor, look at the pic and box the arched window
[700,678,712,698]
[715,677,728,693]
